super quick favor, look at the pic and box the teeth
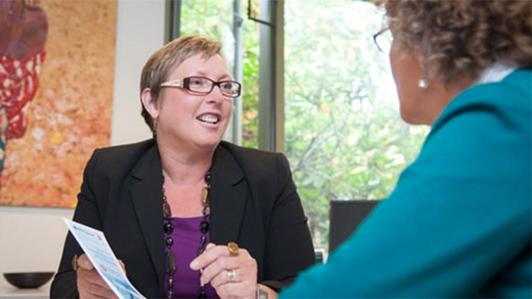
[198,114,219,124]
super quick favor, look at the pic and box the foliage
[284,0,428,248]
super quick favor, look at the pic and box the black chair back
[329,199,380,253]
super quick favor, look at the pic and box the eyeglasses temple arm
[160,80,184,88]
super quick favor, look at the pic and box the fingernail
[190,260,198,270]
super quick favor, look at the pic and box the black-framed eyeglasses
[373,27,392,53]
[160,76,242,98]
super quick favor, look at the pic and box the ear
[141,88,160,120]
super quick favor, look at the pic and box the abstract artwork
[0,0,117,207]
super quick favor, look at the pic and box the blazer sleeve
[50,150,103,298]
[260,154,315,291]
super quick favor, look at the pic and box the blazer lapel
[210,146,246,244]
[126,144,246,287]
[129,146,165,288]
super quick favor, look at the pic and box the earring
[152,120,158,137]
[418,78,428,89]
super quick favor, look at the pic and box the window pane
[180,1,234,56]
[240,4,259,149]
[284,0,428,251]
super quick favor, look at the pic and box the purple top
[163,216,218,298]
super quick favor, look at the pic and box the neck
[157,141,215,185]
[426,76,474,125]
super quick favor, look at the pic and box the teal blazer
[282,69,532,298]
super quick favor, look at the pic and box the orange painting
[0,0,117,207]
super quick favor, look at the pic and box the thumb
[77,254,94,270]
[118,259,127,274]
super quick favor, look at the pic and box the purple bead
[165,237,173,247]
[200,221,209,233]
[164,222,174,234]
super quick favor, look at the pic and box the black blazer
[51,139,315,298]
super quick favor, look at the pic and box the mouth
[196,113,220,125]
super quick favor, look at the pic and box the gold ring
[227,242,239,256]
[71,254,79,271]
[227,269,236,282]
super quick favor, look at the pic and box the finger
[190,245,229,270]
[215,281,252,299]
[201,248,255,285]
[200,256,243,285]
[78,268,109,288]
[77,254,94,270]
[86,282,117,299]
[78,273,116,299]
[118,259,127,274]
[79,291,108,299]
[210,268,241,288]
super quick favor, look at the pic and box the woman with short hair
[51,36,315,299]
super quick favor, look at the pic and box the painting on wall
[0,0,117,208]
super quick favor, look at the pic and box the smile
[197,113,220,125]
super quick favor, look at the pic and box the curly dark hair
[377,0,531,84]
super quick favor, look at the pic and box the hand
[190,243,257,299]
[75,254,124,299]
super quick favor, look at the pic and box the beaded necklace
[162,171,211,299]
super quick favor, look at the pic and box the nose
[204,85,226,104]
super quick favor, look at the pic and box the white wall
[0,0,164,289]
[110,0,162,145]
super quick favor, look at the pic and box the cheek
[389,47,423,124]
[396,83,424,124]
[398,99,418,124]
[223,102,234,118]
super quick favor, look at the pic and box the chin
[196,137,223,150]
[399,109,427,125]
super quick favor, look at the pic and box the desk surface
[0,277,50,298]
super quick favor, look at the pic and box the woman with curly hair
[281,0,531,297]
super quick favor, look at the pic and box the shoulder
[88,139,156,178]
[411,69,531,205]
[418,69,532,173]
[497,68,532,100]
[432,69,531,139]
[219,141,287,165]
[217,141,291,178]
[439,69,531,120]
[92,139,154,162]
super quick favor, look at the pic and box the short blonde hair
[140,36,222,132]
[377,0,532,84]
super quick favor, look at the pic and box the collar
[475,63,516,85]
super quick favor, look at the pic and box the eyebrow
[190,71,233,81]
